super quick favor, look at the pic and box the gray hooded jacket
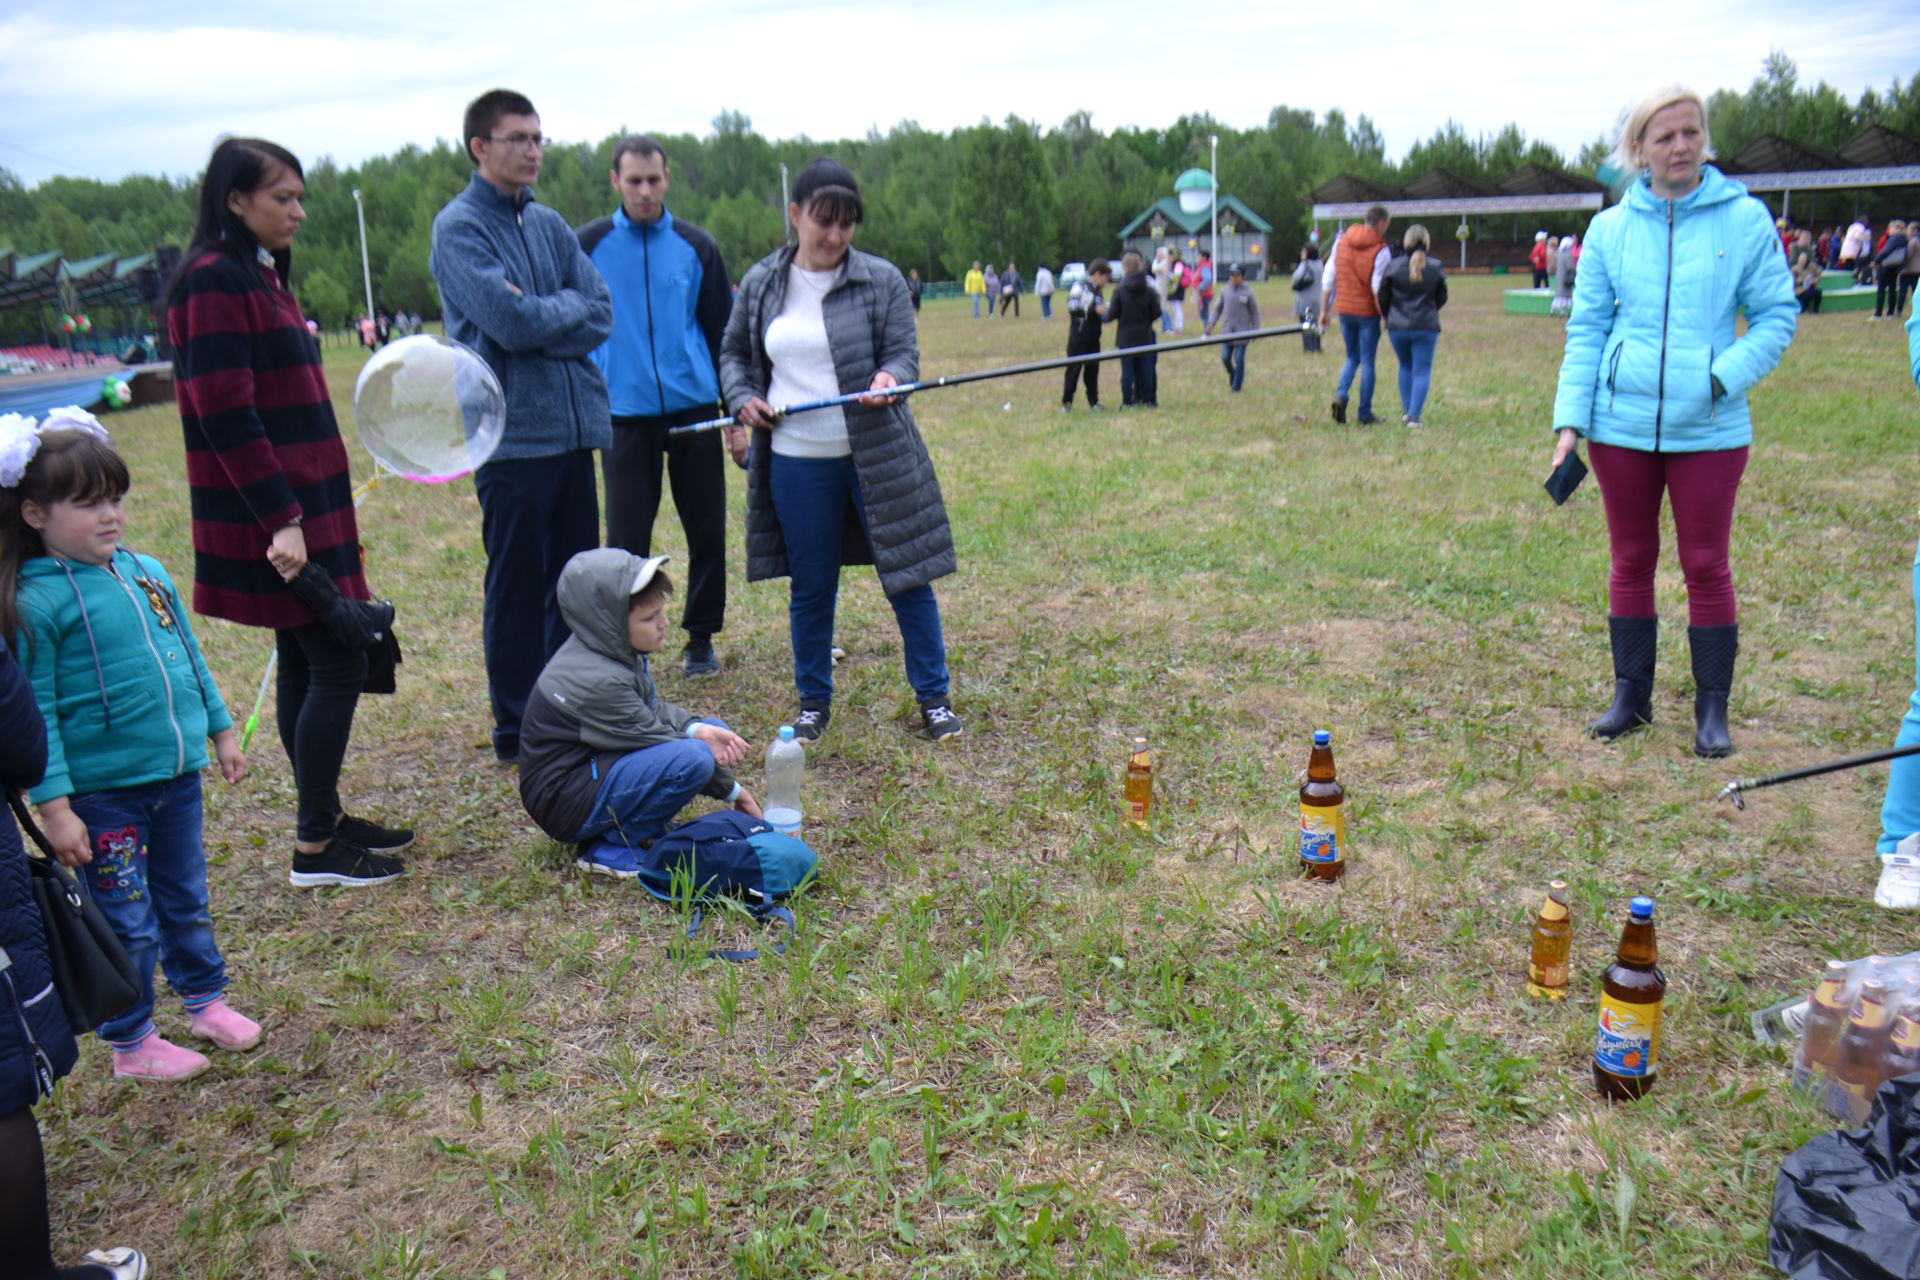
[517,549,735,841]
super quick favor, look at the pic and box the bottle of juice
[1593,897,1665,1101]
[1830,981,1895,1125]
[1791,959,1853,1093]
[1299,729,1345,881]
[1124,737,1152,826]
[1527,881,1572,1000]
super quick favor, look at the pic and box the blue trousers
[1388,328,1439,420]
[769,452,949,707]
[575,734,723,848]
[1336,314,1381,417]
[1040,293,1052,318]
[1881,535,1920,855]
[474,451,600,758]
[1218,341,1247,392]
[971,294,981,317]
[70,774,226,1046]
[1120,353,1158,405]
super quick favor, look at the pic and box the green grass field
[35,278,1920,1278]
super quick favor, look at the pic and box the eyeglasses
[487,133,547,151]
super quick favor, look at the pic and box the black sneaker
[336,813,413,853]
[1330,397,1347,424]
[289,838,405,888]
[921,703,964,741]
[683,638,720,679]
[792,707,832,741]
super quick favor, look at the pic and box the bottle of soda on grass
[1593,896,1665,1101]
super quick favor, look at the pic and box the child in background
[1061,260,1112,411]
[1108,250,1162,407]
[1,412,259,1082]
[518,549,760,877]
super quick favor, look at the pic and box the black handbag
[9,792,140,1034]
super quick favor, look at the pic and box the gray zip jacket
[720,244,956,597]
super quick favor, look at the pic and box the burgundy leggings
[1588,440,1748,625]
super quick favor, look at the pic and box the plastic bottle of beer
[1593,896,1665,1101]
[1527,881,1572,999]
[1124,737,1153,827]
[1830,981,1895,1125]
[763,725,805,836]
[1299,729,1346,880]
[1792,959,1854,1093]
[1883,992,1920,1083]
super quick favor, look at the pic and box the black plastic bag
[1770,1073,1920,1279]
[286,563,394,652]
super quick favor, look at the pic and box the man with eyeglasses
[575,136,736,680]
[430,88,613,764]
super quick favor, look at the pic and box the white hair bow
[0,406,111,488]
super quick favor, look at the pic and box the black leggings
[1875,266,1902,316]
[0,1107,112,1279]
[275,623,368,844]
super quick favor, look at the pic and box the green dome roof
[1173,168,1214,191]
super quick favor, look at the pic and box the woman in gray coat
[720,159,962,742]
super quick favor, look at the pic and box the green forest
[2,52,1915,330]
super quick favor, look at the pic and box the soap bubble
[352,335,505,482]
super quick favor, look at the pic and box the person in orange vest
[1323,205,1391,425]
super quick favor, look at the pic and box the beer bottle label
[1300,804,1345,864]
[1594,993,1661,1078]
[1528,961,1568,989]
[1892,1015,1920,1053]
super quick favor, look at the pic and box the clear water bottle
[764,725,805,835]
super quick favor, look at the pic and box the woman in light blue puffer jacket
[1550,85,1797,759]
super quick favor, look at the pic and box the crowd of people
[4,79,1920,1278]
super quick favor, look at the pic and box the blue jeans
[1336,314,1382,417]
[1388,328,1439,420]
[769,452,949,707]
[1040,293,1052,319]
[1882,535,1920,855]
[1219,341,1247,392]
[1120,353,1158,405]
[575,734,724,848]
[972,294,981,317]
[70,774,226,1046]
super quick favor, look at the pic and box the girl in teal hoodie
[1,415,260,1082]
[1550,85,1797,759]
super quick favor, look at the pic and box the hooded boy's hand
[690,723,750,768]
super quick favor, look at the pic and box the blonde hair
[1614,84,1714,174]
[1403,224,1430,284]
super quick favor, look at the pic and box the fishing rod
[667,323,1309,436]
[1716,743,1920,810]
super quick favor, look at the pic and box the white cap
[630,554,671,594]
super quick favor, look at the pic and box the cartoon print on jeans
[89,824,146,901]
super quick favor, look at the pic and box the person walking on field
[1841,216,1871,283]
[1377,227,1447,427]
[577,135,736,680]
[964,261,986,318]
[1152,247,1173,333]
[1549,84,1796,760]
[999,261,1021,317]
[1870,220,1908,320]
[1290,244,1323,354]
[1164,251,1187,334]
[1034,264,1055,318]
[1323,205,1391,425]
[430,89,614,765]
[1530,231,1551,289]
[1205,262,1260,392]
[983,263,1000,318]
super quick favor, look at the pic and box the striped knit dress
[167,249,367,628]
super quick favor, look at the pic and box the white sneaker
[1875,853,1920,910]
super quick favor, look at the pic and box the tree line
[0,53,1913,331]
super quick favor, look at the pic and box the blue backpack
[582,811,817,961]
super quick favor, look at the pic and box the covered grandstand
[0,245,175,417]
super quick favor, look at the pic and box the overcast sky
[2,0,1915,188]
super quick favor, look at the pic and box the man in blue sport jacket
[430,88,613,763]
[576,136,736,679]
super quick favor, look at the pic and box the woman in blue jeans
[721,159,963,743]
[1376,224,1448,428]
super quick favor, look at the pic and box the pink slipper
[189,998,263,1051]
[112,1033,209,1081]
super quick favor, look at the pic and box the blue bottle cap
[778,725,795,740]
[1312,729,1331,746]
[1629,896,1654,918]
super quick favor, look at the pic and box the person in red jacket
[166,138,411,889]
[1324,205,1392,425]
[1529,231,1551,288]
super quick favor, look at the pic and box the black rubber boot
[1589,615,1657,740]
[1689,623,1738,758]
